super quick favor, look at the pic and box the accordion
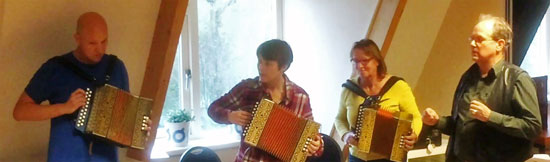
[355,106,412,162]
[243,98,320,162]
[75,84,153,149]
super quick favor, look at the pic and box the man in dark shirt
[422,14,541,162]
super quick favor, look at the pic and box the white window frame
[152,0,283,158]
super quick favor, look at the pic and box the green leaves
[166,109,194,123]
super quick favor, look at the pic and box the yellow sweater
[334,76,422,161]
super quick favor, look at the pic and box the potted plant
[165,109,194,147]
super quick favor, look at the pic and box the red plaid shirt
[208,75,323,162]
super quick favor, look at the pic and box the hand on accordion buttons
[63,88,87,114]
[343,132,358,146]
[306,134,322,156]
[228,110,252,127]
[400,131,417,151]
[141,116,153,140]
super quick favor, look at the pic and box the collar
[256,74,292,104]
[472,59,505,80]
[491,59,505,76]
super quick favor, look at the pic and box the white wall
[283,0,378,134]
[384,0,452,89]
[411,0,505,116]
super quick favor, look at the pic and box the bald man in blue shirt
[13,12,150,162]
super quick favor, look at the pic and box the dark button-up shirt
[436,60,541,162]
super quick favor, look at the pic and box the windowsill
[151,136,240,159]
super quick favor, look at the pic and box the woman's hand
[401,131,417,151]
[343,131,358,146]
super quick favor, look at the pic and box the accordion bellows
[75,84,153,149]
[355,107,412,162]
[243,99,320,162]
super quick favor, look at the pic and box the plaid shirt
[208,75,323,162]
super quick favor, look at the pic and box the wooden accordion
[75,84,153,149]
[243,98,320,162]
[355,106,412,162]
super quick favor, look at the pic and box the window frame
[152,0,283,158]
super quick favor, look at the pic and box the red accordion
[242,98,320,162]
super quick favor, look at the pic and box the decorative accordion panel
[75,84,153,149]
[243,98,320,162]
[355,107,412,162]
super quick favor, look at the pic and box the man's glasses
[469,36,495,47]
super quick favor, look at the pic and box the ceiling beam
[126,0,189,160]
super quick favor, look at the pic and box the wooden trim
[380,0,407,57]
[366,0,383,38]
[505,0,513,62]
[276,0,284,39]
[126,0,189,160]
[0,0,4,38]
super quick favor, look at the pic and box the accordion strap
[50,54,119,86]
[341,76,403,99]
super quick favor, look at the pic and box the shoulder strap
[341,76,403,98]
[50,54,119,86]
[105,55,119,83]
[378,76,403,97]
[50,56,97,82]
[342,79,367,98]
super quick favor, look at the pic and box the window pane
[159,45,183,128]
[521,9,549,100]
[194,0,278,138]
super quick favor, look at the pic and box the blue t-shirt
[25,52,129,162]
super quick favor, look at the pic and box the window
[153,0,281,155]
[521,8,550,100]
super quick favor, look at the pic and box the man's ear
[496,39,506,51]
[74,33,81,45]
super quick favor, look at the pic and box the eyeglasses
[351,57,374,65]
[469,36,495,47]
